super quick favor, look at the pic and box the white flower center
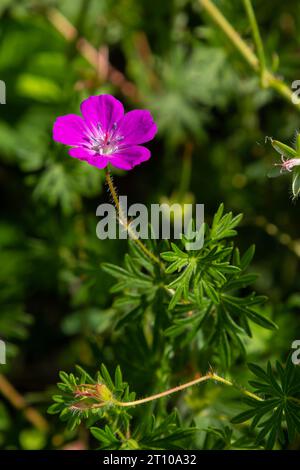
[85,122,124,156]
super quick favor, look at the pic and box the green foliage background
[0,0,300,450]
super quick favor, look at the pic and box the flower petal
[68,147,90,161]
[87,155,109,169]
[117,110,157,146]
[53,114,86,146]
[69,147,109,169]
[108,146,151,170]
[80,95,124,133]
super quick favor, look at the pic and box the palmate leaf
[32,159,104,214]
[163,207,276,366]
[149,46,237,146]
[102,205,276,368]
[91,410,199,450]
[161,204,244,310]
[133,410,199,450]
[203,426,261,450]
[231,360,300,449]
[90,425,120,449]
[50,364,198,450]
[101,239,169,328]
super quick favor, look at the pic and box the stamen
[86,123,124,156]
[275,156,300,172]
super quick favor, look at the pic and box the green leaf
[100,364,115,391]
[90,426,119,445]
[232,361,300,448]
[240,245,255,270]
[246,310,277,330]
[269,139,297,158]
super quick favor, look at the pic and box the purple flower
[53,94,157,170]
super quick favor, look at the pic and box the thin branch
[200,0,300,110]
[115,372,263,407]
[117,374,212,407]
[201,0,258,70]
[0,374,49,432]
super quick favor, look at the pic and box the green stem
[212,373,263,402]
[200,0,300,110]
[242,0,266,84]
[105,169,163,267]
[201,0,258,70]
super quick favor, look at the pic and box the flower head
[53,94,157,170]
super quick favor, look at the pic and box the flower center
[84,122,124,156]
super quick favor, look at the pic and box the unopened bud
[95,383,113,403]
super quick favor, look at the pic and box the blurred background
[0,0,300,450]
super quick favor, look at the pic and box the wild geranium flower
[53,94,157,170]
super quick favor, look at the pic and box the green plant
[49,203,300,449]
[1,0,300,452]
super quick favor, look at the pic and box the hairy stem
[211,373,263,402]
[115,372,263,407]
[200,0,300,110]
[105,170,163,267]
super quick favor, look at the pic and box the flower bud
[95,383,113,403]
